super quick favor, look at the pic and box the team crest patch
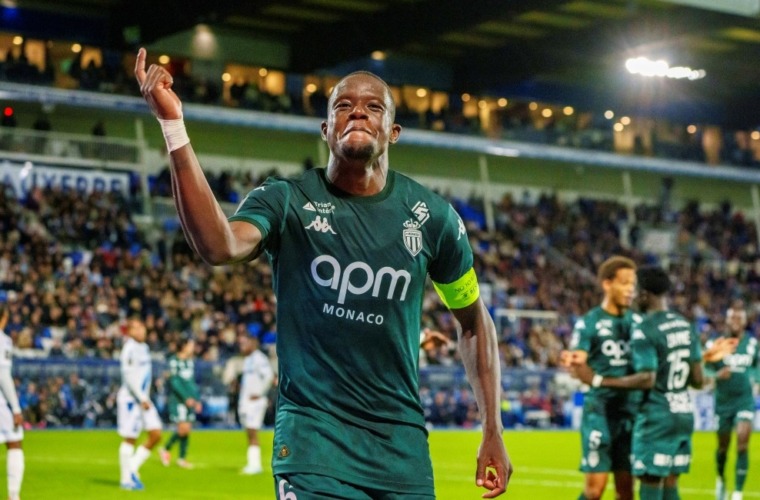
[403,220,422,257]
[278,445,290,458]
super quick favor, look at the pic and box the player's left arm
[688,325,705,389]
[451,298,512,498]
[429,203,512,496]
[259,356,275,392]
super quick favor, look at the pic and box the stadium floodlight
[625,57,706,80]
[661,0,760,17]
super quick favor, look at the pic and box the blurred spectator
[92,119,106,137]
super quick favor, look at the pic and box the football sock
[7,449,23,499]
[662,486,680,499]
[164,432,180,451]
[717,449,727,478]
[735,450,748,492]
[577,494,589,500]
[129,445,152,473]
[247,445,261,469]
[639,482,663,500]
[119,442,134,484]
[179,435,189,460]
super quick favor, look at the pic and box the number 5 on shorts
[278,479,298,500]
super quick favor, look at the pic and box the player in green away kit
[562,255,640,500]
[573,266,734,499]
[160,336,202,469]
[136,49,512,498]
[707,301,758,500]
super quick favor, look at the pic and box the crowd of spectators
[1,170,759,429]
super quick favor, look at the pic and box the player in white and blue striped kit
[117,317,162,491]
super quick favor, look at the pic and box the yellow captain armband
[432,268,480,309]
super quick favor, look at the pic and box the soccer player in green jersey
[574,266,711,500]
[160,336,202,469]
[561,255,639,500]
[706,300,759,500]
[136,49,512,498]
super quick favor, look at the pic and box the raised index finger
[134,47,147,85]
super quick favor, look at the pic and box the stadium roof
[5,0,760,128]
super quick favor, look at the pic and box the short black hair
[328,71,396,121]
[637,266,671,295]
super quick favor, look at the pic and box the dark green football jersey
[632,311,702,425]
[167,355,199,403]
[571,307,641,414]
[708,333,759,407]
[229,168,472,493]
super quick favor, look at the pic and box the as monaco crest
[403,220,422,257]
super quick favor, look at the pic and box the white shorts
[117,391,162,439]
[0,403,23,444]
[238,397,268,430]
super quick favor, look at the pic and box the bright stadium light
[625,56,706,80]
[661,0,759,17]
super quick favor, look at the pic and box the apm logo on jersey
[311,255,412,325]
[601,339,629,366]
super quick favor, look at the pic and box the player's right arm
[0,365,21,422]
[703,337,737,363]
[134,48,261,265]
[704,337,736,381]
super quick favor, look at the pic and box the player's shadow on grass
[91,477,121,487]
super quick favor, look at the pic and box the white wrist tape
[157,117,190,152]
[591,374,603,388]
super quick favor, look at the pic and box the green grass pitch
[4,429,758,499]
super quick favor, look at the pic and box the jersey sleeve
[428,204,473,285]
[703,338,722,373]
[569,316,592,353]
[631,323,657,372]
[227,177,291,255]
